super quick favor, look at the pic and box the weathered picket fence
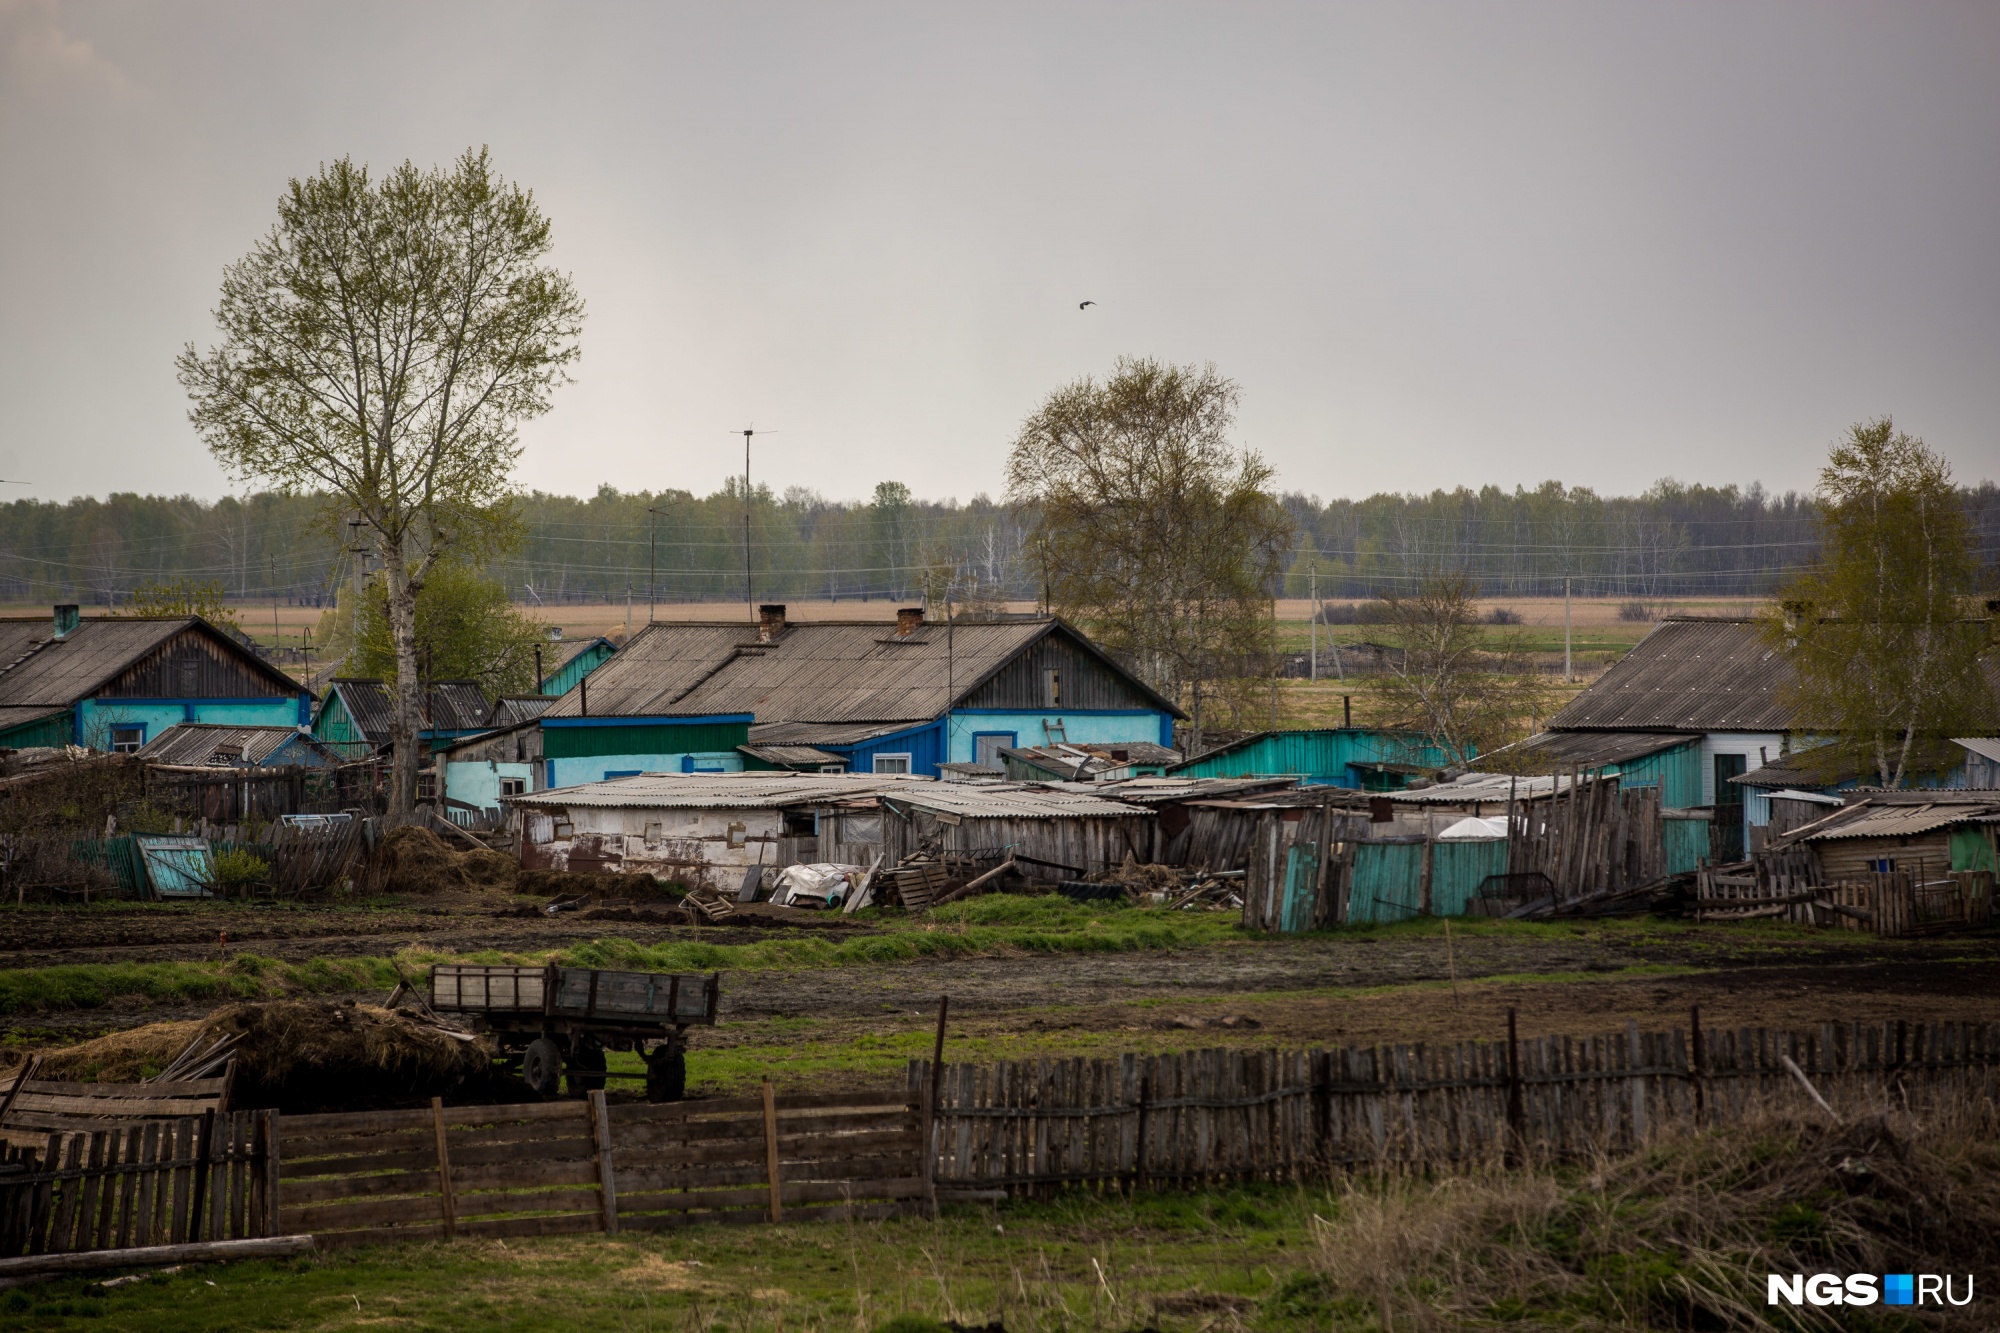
[915,1017,2000,1192]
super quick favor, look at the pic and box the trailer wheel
[522,1038,563,1098]
[646,1048,686,1103]
[566,1042,607,1096]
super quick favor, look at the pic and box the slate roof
[488,695,554,728]
[1549,619,1795,732]
[738,743,848,768]
[508,770,1153,818]
[1487,730,1702,767]
[322,679,493,746]
[0,616,299,708]
[139,723,337,767]
[540,617,1181,723]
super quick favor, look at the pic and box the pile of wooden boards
[875,859,950,911]
[679,889,735,923]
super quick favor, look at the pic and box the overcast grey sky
[2,1,1997,507]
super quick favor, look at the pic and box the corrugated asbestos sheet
[1953,737,2000,765]
[748,720,916,746]
[510,772,916,809]
[890,782,1148,819]
[539,617,1179,726]
[489,695,554,727]
[1802,802,2000,841]
[1494,730,1701,766]
[138,724,325,766]
[325,679,491,744]
[1547,619,1796,731]
[738,743,846,767]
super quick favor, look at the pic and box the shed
[1774,792,2000,882]
[1167,728,1458,789]
[998,742,1179,782]
[137,723,344,769]
[312,679,493,759]
[1484,730,1704,809]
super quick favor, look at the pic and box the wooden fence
[916,1017,2000,1191]
[1697,867,1992,937]
[0,1110,273,1257]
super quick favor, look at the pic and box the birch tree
[1773,419,1990,786]
[1005,357,1292,750]
[1375,570,1552,765]
[178,149,583,818]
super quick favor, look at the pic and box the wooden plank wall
[0,1110,271,1257]
[916,1018,2000,1190]
[271,1090,921,1249]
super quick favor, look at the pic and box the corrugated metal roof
[1491,730,1701,767]
[139,723,331,766]
[1548,619,1796,731]
[324,679,493,744]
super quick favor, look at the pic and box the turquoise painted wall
[943,709,1171,766]
[445,759,535,811]
[1431,840,1510,916]
[541,641,615,697]
[1664,815,1710,875]
[1579,740,1704,809]
[544,750,744,789]
[79,698,306,750]
[1172,729,1456,787]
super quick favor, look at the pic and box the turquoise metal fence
[1431,839,1511,916]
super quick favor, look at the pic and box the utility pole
[1309,557,1318,683]
[736,429,768,621]
[1563,576,1573,683]
[646,505,669,624]
[270,555,280,654]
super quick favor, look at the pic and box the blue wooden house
[0,606,310,752]
[526,605,1181,788]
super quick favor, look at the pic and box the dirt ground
[5,902,1997,1064]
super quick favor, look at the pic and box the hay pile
[375,825,519,894]
[23,1000,516,1113]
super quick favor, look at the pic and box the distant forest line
[4,478,1996,608]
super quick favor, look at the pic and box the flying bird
[1078,300,1096,310]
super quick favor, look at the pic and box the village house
[0,605,311,752]
[311,678,495,760]
[520,605,1181,785]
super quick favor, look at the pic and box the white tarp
[1436,816,1509,841]
[775,862,865,908]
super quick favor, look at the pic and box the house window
[417,772,438,801]
[872,753,911,775]
[109,726,145,754]
[973,732,1016,770]
[1043,668,1062,707]
[782,810,818,837]
[499,777,526,797]
[842,813,882,844]
[1869,857,1896,874]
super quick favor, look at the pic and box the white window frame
[872,753,912,775]
[109,724,146,754]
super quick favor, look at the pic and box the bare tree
[1375,570,1554,765]
[178,149,582,818]
[1005,357,1292,751]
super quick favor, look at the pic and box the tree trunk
[381,542,424,823]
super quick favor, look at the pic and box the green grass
[0,898,1241,1017]
[0,1187,1338,1332]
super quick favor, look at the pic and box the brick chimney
[895,606,924,637]
[757,603,787,642]
[52,604,79,639]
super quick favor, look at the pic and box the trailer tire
[646,1048,686,1103]
[522,1038,563,1098]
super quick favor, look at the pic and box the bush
[1317,600,1393,625]
[1616,600,1656,622]
[211,847,272,893]
[1485,606,1523,625]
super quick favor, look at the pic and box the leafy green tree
[1005,357,1293,750]
[350,559,546,697]
[1772,418,1992,787]
[176,148,583,818]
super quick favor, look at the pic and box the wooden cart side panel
[548,970,717,1025]
[430,966,546,1013]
